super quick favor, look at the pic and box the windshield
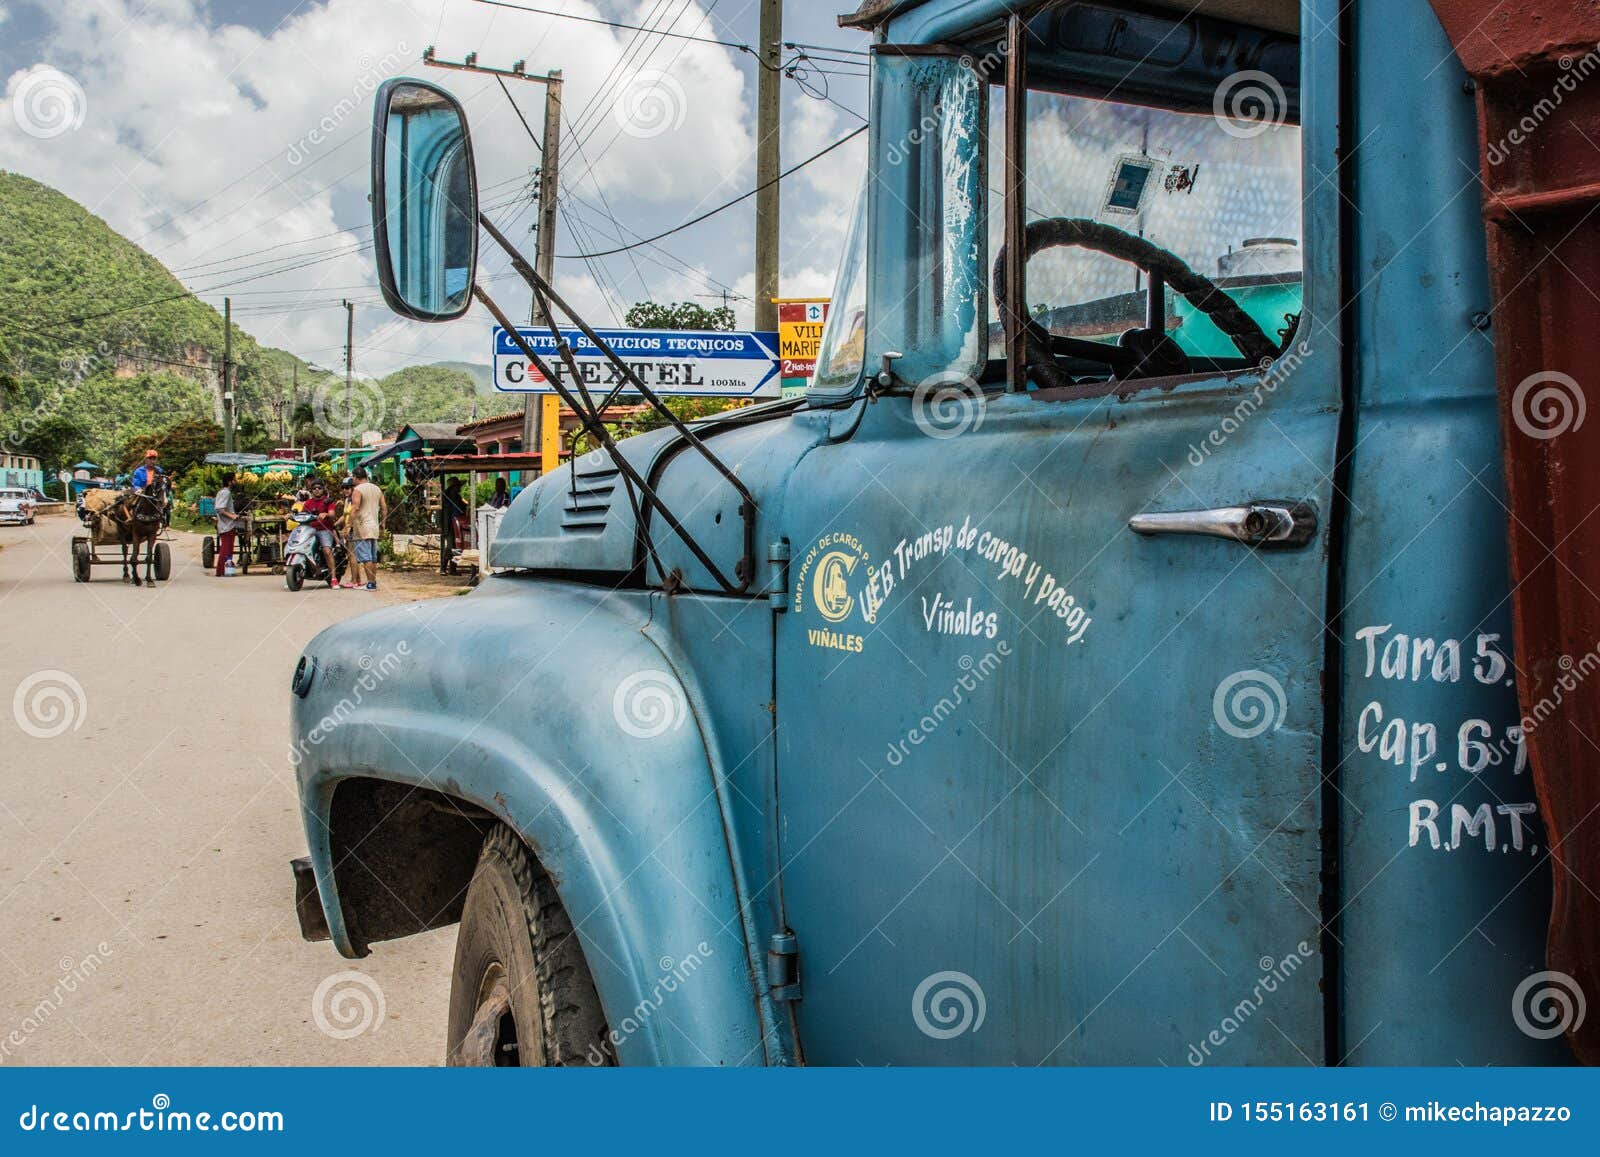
[811,178,868,393]
[812,50,988,396]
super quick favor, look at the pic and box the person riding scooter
[301,481,345,588]
[283,480,347,591]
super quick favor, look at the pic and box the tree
[236,412,271,453]
[624,300,736,332]
[119,418,225,476]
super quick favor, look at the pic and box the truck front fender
[291,577,771,1066]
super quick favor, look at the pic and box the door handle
[1129,500,1316,549]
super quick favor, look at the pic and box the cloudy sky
[0,0,870,375]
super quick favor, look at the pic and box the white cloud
[0,0,762,374]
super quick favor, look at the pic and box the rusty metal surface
[1432,0,1600,1065]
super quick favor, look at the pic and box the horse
[105,480,168,586]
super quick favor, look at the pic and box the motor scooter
[284,512,346,591]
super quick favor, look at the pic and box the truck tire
[446,823,613,1067]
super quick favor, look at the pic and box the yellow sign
[775,297,830,399]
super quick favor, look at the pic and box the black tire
[201,536,215,571]
[285,562,305,592]
[446,824,613,1067]
[72,540,90,583]
[154,542,172,581]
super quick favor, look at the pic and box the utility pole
[755,0,782,334]
[530,69,563,472]
[289,363,298,450]
[424,48,564,476]
[342,300,354,457]
[222,296,234,453]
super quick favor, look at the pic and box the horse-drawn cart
[70,533,171,583]
[72,487,171,583]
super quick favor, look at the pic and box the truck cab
[290,0,1593,1066]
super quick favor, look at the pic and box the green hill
[376,364,481,426]
[425,360,495,394]
[0,171,492,472]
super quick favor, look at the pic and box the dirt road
[0,511,460,1065]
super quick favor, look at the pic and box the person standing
[488,475,511,509]
[214,472,242,577]
[348,466,387,591]
[440,477,467,574]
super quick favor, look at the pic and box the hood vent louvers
[561,462,620,535]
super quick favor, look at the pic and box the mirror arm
[477,211,759,592]
[479,212,757,505]
[527,279,675,589]
[471,284,744,593]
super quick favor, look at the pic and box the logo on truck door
[794,531,876,653]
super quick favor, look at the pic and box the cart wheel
[240,557,251,574]
[72,540,91,583]
[285,562,305,592]
[201,536,215,570]
[154,542,172,581]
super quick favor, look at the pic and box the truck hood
[490,398,841,589]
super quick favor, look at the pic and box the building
[356,422,478,481]
[1,451,45,493]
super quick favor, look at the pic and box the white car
[0,488,35,525]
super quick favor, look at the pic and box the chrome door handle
[1129,500,1316,548]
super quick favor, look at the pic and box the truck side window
[985,8,1303,388]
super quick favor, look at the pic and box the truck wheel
[201,536,215,570]
[285,562,305,592]
[446,824,613,1067]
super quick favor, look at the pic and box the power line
[472,0,774,64]
[562,194,738,298]
[786,39,869,55]
[566,0,684,146]
[168,224,370,274]
[490,63,714,311]
[558,125,865,259]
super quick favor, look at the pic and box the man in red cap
[130,448,162,492]
[129,448,169,524]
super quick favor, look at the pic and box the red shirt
[303,496,335,531]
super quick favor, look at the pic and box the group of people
[212,466,388,590]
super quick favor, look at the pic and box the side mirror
[371,78,479,321]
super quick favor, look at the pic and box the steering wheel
[992,217,1280,391]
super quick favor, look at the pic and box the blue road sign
[493,327,781,398]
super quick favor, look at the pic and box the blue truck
[289,0,1598,1066]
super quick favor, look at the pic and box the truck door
[773,13,1341,1065]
